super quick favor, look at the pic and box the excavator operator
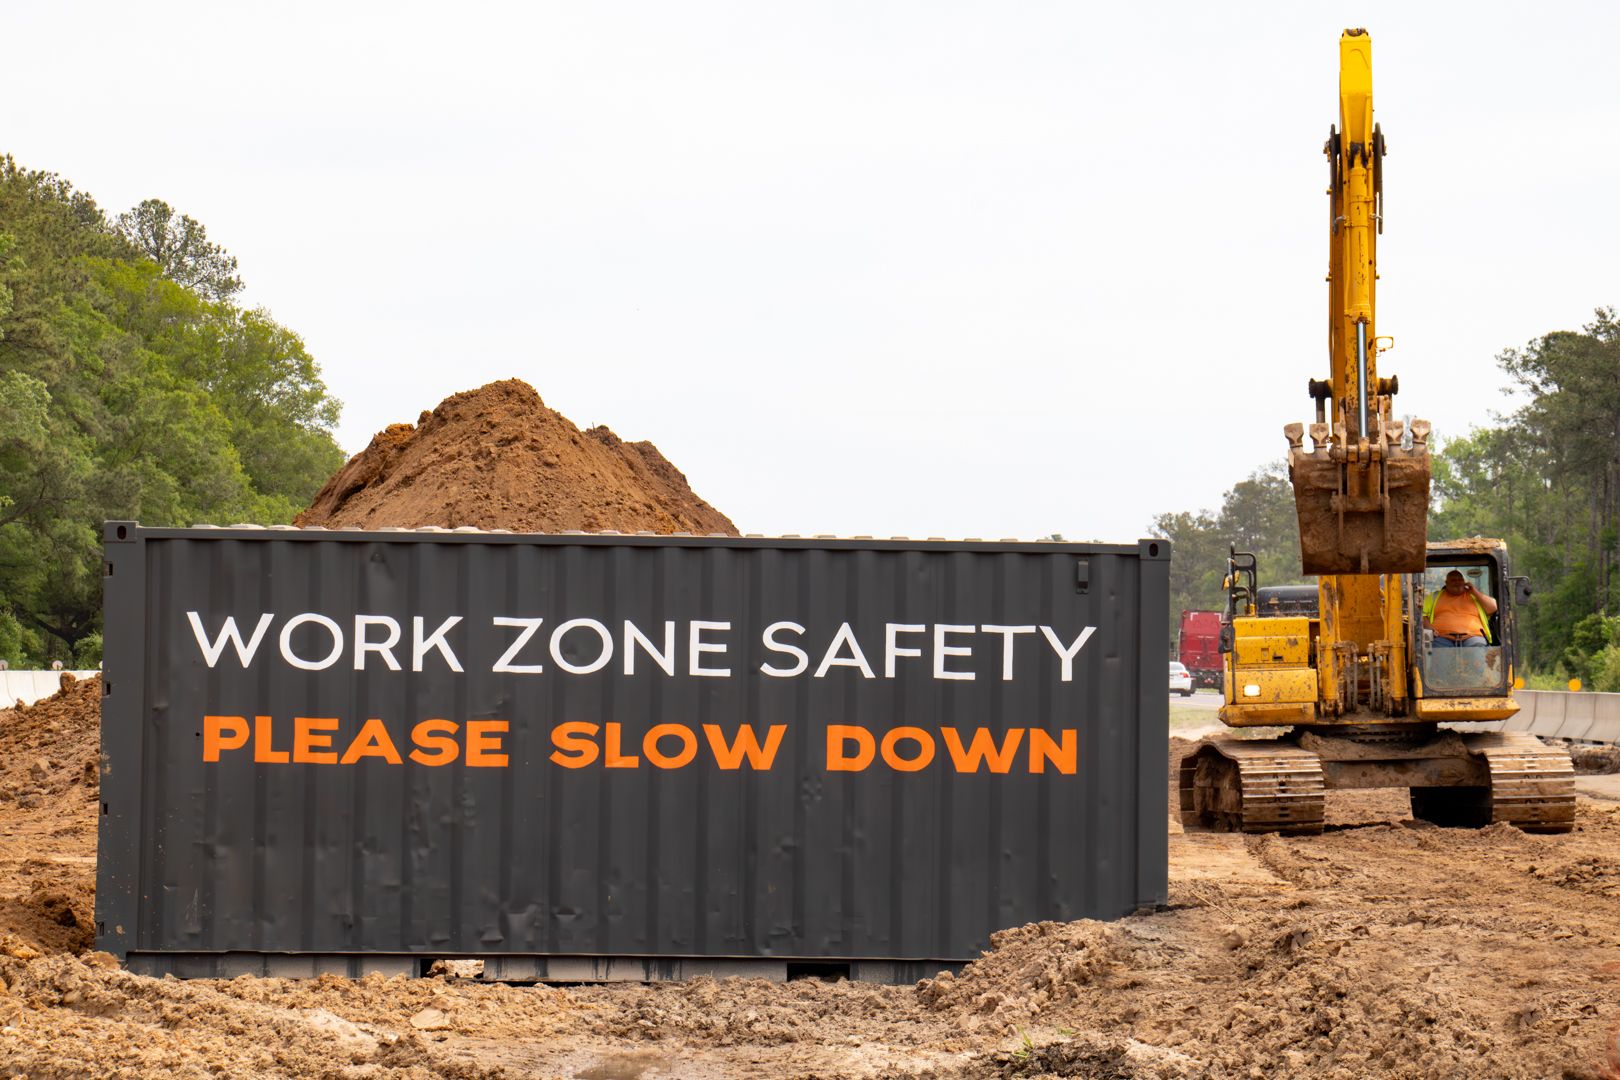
[1423,570,1498,646]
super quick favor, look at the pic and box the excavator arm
[1285,29,1431,575]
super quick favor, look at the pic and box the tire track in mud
[1224,807,1620,1079]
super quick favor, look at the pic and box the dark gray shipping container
[98,524,1168,978]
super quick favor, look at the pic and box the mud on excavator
[1177,30,1576,836]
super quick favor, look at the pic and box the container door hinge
[1076,559,1090,594]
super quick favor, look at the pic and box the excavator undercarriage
[1179,728,1576,836]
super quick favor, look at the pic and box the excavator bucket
[1286,419,1430,575]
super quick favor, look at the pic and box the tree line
[1152,309,1620,690]
[1432,310,1620,689]
[1149,463,1304,630]
[0,157,344,667]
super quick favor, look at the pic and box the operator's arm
[1467,584,1498,614]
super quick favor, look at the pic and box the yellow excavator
[1178,29,1576,836]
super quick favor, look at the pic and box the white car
[1169,661,1194,697]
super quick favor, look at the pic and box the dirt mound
[0,956,582,1078]
[916,921,1130,1027]
[0,673,100,805]
[295,379,738,535]
[1573,743,1620,775]
[0,878,94,957]
[0,674,100,956]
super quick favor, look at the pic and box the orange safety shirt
[1430,590,1486,638]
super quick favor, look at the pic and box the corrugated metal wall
[99,525,1168,967]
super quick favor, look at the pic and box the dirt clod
[408,1006,450,1031]
[1572,743,1620,774]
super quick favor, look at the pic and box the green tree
[115,198,244,302]
[0,156,344,664]
[1429,309,1620,672]
[1216,464,1302,592]
[1151,509,1225,618]
[1151,462,1305,637]
[1593,645,1620,693]
[1561,613,1620,686]
[0,610,42,667]
[1498,309,1620,615]
[0,370,51,517]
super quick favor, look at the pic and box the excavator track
[1181,732,1576,837]
[1178,739,1326,836]
[1410,732,1576,833]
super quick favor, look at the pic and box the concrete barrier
[0,670,98,709]
[1506,689,1620,745]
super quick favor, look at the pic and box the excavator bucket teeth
[1288,445,1430,574]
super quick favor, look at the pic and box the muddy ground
[3,679,1619,1077]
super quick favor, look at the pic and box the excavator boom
[1286,29,1431,575]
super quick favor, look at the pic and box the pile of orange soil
[0,673,99,958]
[295,379,737,535]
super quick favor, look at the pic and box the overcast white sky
[5,3,1617,541]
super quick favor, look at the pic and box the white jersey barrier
[0,670,98,709]
[1499,689,1620,745]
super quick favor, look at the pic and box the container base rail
[121,952,961,985]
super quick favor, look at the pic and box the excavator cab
[1408,540,1519,715]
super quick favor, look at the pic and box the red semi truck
[1177,610,1223,691]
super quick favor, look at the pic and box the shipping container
[99,524,1169,979]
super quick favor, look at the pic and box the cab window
[1419,561,1505,694]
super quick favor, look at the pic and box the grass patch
[1520,670,1585,691]
[1169,705,1215,729]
